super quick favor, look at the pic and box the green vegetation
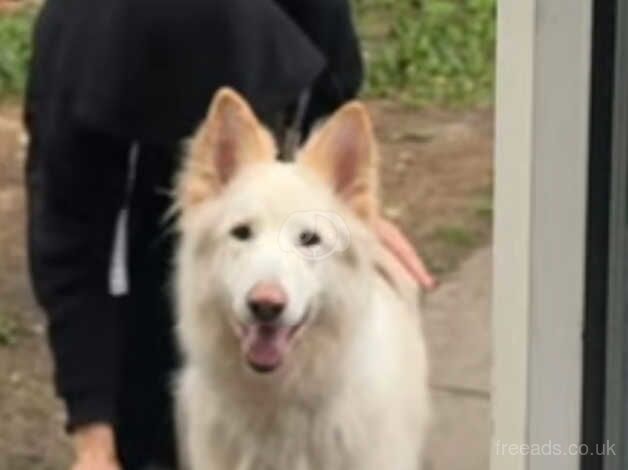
[0,8,33,100]
[473,185,493,219]
[433,225,476,248]
[0,310,18,346]
[354,0,496,106]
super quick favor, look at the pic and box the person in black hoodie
[24,1,435,469]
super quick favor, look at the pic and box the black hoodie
[26,0,363,141]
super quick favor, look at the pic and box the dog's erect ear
[176,88,275,210]
[299,102,379,220]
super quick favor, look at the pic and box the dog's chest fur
[178,279,428,470]
[202,388,378,469]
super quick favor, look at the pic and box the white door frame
[491,1,592,470]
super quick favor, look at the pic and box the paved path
[423,246,492,470]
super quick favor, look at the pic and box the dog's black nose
[248,299,284,323]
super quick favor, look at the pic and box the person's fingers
[375,218,438,290]
[386,225,437,289]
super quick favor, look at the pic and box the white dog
[174,88,429,470]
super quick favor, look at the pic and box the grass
[426,220,489,274]
[354,0,496,106]
[473,185,493,219]
[0,8,33,101]
[433,225,476,248]
[0,310,18,346]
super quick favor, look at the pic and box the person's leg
[114,141,181,470]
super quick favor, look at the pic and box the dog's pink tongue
[243,324,291,370]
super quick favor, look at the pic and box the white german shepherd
[174,88,429,470]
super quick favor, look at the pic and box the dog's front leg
[176,370,225,470]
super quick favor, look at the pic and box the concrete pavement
[423,246,492,470]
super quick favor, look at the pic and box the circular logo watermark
[279,211,351,261]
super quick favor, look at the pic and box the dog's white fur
[174,89,429,470]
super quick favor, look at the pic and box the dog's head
[175,88,379,377]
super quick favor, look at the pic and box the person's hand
[71,423,121,470]
[374,217,437,290]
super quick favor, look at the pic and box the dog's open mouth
[237,317,308,374]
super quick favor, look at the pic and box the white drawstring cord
[109,141,139,296]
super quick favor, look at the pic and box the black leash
[280,88,311,162]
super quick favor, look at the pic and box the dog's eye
[231,224,253,241]
[298,230,321,247]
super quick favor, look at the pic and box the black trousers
[26,109,181,469]
[114,142,180,469]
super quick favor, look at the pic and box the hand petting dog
[375,217,437,290]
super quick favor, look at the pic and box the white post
[492,1,592,470]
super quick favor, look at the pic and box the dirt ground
[0,101,493,469]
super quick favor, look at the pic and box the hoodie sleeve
[25,112,132,431]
